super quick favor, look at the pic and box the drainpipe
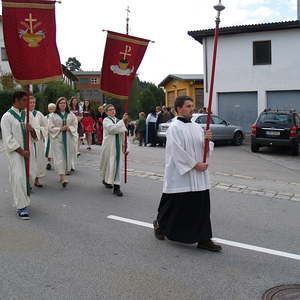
[298,0,300,20]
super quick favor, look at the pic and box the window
[195,88,204,108]
[90,78,98,84]
[195,115,207,124]
[212,116,226,125]
[79,78,89,84]
[167,91,175,107]
[253,41,271,65]
[177,89,187,96]
[1,48,8,61]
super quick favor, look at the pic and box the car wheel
[232,131,243,146]
[291,144,299,156]
[251,143,260,153]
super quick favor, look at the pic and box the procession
[0,0,299,299]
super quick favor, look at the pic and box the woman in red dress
[95,105,107,145]
[81,100,95,150]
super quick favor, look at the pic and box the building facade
[74,71,103,103]
[189,20,300,132]
[0,16,12,75]
[159,74,204,109]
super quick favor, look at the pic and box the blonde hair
[104,104,114,112]
[48,103,56,110]
[139,112,145,118]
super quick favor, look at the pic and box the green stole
[45,114,51,158]
[58,112,69,170]
[108,117,121,181]
[32,110,37,158]
[8,109,30,196]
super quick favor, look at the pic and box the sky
[6,0,298,85]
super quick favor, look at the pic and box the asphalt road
[0,142,299,300]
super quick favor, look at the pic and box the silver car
[157,113,244,145]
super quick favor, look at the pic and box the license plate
[266,131,280,136]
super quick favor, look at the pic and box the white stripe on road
[107,215,300,261]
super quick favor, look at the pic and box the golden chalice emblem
[19,13,45,48]
[118,59,129,70]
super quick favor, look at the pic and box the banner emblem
[19,13,45,47]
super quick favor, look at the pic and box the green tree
[66,57,81,72]
[0,90,14,119]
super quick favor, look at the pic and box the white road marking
[107,215,300,261]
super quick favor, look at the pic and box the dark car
[251,109,300,155]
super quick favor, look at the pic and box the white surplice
[0,107,37,209]
[99,117,127,185]
[32,110,48,178]
[48,112,78,175]
[45,113,53,159]
[163,118,214,194]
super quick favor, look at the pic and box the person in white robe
[99,104,128,197]
[45,103,56,170]
[153,96,222,252]
[0,91,38,220]
[48,97,78,187]
[29,96,48,187]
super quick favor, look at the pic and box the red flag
[2,0,62,84]
[100,31,150,100]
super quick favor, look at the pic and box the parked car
[157,113,244,145]
[251,109,300,155]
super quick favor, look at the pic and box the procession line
[107,215,300,261]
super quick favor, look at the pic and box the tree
[0,73,17,91]
[66,57,81,72]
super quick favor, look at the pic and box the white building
[0,16,12,75]
[189,20,300,132]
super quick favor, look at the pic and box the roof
[61,65,78,81]
[73,71,101,76]
[188,20,300,44]
[159,74,204,87]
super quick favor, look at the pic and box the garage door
[218,92,258,132]
[267,90,300,112]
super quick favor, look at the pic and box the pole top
[214,0,225,13]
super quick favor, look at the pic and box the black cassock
[157,190,212,243]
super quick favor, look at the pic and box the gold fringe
[15,74,62,85]
[2,2,55,9]
[100,89,128,100]
[107,33,149,46]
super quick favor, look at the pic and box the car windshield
[259,113,292,125]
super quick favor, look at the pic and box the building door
[218,92,258,132]
[267,90,300,112]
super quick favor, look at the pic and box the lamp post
[203,0,225,163]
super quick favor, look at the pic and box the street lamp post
[203,0,225,163]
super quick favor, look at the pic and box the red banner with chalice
[2,0,62,84]
[100,31,150,100]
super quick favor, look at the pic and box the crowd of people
[1,92,221,252]
[1,91,128,220]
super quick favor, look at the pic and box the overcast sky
[7,0,299,85]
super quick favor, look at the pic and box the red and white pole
[26,85,31,181]
[203,1,225,163]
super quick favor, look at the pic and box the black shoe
[197,240,222,252]
[87,146,91,150]
[71,168,75,173]
[46,163,52,170]
[102,180,113,189]
[113,185,123,197]
[153,220,165,240]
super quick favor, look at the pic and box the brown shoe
[153,220,165,240]
[197,240,222,252]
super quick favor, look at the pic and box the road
[0,141,299,300]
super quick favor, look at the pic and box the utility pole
[126,6,130,35]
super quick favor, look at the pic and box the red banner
[2,0,62,84]
[100,31,150,100]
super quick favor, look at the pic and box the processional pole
[25,85,31,190]
[124,5,131,184]
[203,0,225,163]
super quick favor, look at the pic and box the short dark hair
[12,91,27,104]
[174,96,193,113]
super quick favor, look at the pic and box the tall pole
[26,85,31,194]
[124,5,130,184]
[298,0,300,20]
[203,1,225,163]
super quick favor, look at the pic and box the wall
[203,28,300,115]
[0,20,12,75]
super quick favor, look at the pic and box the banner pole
[26,85,31,185]
[124,98,129,184]
[203,1,225,163]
